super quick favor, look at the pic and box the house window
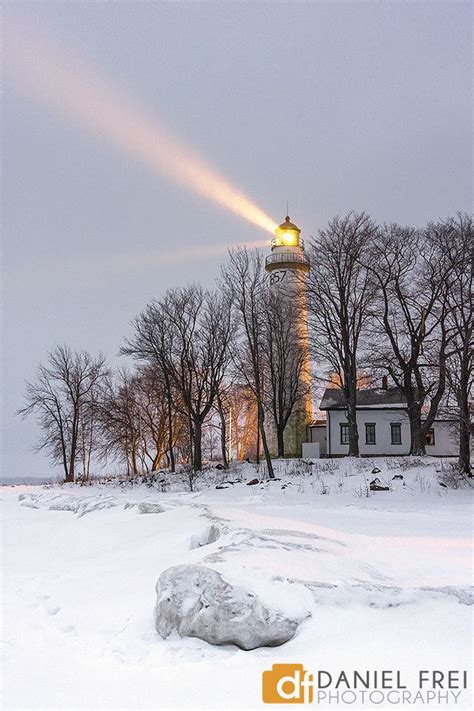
[365,423,376,445]
[391,422,402,445]
[425,428,435,446]
[340,423,349,445]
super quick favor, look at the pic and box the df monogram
[262,664,314,704]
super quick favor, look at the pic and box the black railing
[265,252,310,268]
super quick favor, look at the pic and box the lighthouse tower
[265,215,312,457]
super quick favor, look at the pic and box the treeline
[19,212,472,481]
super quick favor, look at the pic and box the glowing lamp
[281,230,297,245]
[274,215,301,247]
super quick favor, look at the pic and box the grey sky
[2,1,472,478]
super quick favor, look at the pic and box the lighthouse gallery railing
[265,252,310,268]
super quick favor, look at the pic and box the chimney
[382,375,388,390]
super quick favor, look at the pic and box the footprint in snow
[61,624,77,635]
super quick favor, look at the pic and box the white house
[304,386,460,458]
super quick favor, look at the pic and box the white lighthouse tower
[265,215,312,457]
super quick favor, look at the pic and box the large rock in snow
[154,564,301,650]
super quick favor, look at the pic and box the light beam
[4,20,278,235]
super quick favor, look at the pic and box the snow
[1,457,472,709]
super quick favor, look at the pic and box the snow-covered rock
[137,502,165,514]
[154,564,301,650]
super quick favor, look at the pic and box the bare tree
[363,222,457,455]
[306,213,377,456]
[134,366,178,471]
[121,307,178,472]
[97,369,143,477]
[163,285,232,472]
[18,345,107,482]
[123,285,232,472]
[221,248,275,478]
[432,213,472,473]
[78,385,100,481]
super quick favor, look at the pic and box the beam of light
[3,20,278,235]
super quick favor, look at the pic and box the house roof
[308,418,327,427]
[320,387,407,410]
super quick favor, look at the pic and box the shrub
[438,461,473,489]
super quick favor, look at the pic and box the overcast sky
[2,1,472,478]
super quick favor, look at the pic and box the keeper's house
[304,386,459,458]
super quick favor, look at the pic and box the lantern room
[266,214,310,273]
[271,215,302,248]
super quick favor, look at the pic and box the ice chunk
[154,564,302,650]
[137,502,165,514]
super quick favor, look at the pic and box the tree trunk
[276,425,285,459]
[67,452,76,482]
[130,443,139,477]
[219,413,229,469]
[86,410,94,481]
[408,403,425,455]
[60,438,69,482]
[151,451,162,471]
[216,393,228,468]
[459,419,471,474]
[346,384,360,457]
[68,417,78,483]
[66,444,75,482]
[256,403,260,464]
[193,419,202,472]
[166,388,175,473]
[458,385,471,474]
[258,404,274,478]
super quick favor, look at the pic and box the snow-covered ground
[1,458,472,709]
